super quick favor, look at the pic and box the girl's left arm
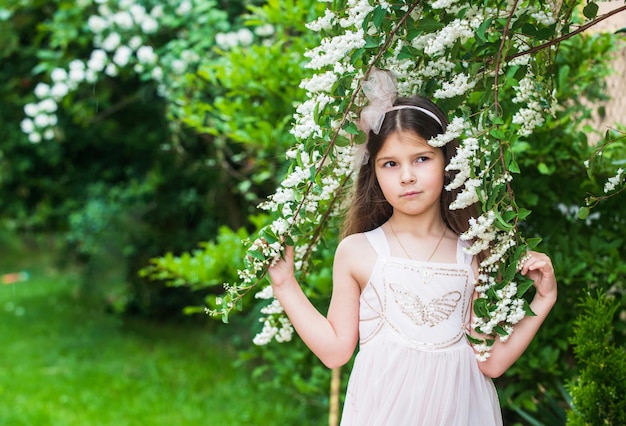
[475,250,558,378]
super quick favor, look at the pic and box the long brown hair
[341,95,477,239]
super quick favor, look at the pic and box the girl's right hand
[268,245,296,288]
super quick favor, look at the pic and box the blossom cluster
[21,0,192,143]
[215,27,275,51]
[21,0,278,144]
[236,145,356,344]
[604,167,624,193]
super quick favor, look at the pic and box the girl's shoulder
[335,232,379,289]
[337,231,374,254]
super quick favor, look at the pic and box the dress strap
[364,227,390,257]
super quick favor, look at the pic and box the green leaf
[489,128,506,140]
[372,5,386,28]
[417,16,444,33]
[476,17,493,42]
[247,249,267,261]
[517,208,532,220]
[343,121,360,135]
[583,2,599,20]
[334,134,351,147]
[494,325,509,336]
[517,275,535,297]
[577,206,590,220]
[473,298,490,318]
[523,300,536,317]
[525,237,542,249]
[466,333,485,345]
[509,157,520,173]
[537,162,551,175]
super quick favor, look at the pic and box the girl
[268,72,557,425]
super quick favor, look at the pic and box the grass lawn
[0,233,323,425]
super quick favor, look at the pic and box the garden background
[1,1,625,425]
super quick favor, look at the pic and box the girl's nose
[400,166,416,184]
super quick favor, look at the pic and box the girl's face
[374,130,445,219]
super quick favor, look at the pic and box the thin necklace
[388,221,447,262]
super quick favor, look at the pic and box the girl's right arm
[268,237,363,369]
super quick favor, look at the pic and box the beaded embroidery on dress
[340,226,503,426]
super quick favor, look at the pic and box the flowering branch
[506,4,626,63]
[206,0,620,358]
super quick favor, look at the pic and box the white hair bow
[358,68,398,135]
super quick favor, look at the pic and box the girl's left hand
[268,245,296,289]
[519,250,557,299]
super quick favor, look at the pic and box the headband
[358,69,444,134]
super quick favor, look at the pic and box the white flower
[237,28,254,46]
[33,113,51,127]
[84,69,98,83]
[87,15,108,34]
[215,33,234,50]
[171,59,186,75]
[128,35,143,50]
[34,83,50,98]
[255,285,274,300]
[129,4,146,22]
[137,45,156,64]
[433,73,476,99]
[24,103,39,117]
[69,67,85,85]
[338,0,373,28]
[20,118,34,133]
[113,46,133,67]
[416,18,474,57]
[102,32,121,51]
[512,104,545,137]
[140,16,158,34]
[181,50,199,63]
[43,128,55,140]
[269,218,290,236]
[449,178,480,210]
[39,98,57,113]
[300,71,337,93]
[255,24,275,37]
[304,29,366,70]
[429,116,468,147]
[306,9,336,32]
[28,132,42,143]
[112,11,133,30]
[431,0,460,8]
[604,168,624,193]
[88,49,108,72]
[176,1,192,16]
[50,68,68,83]
[105,63,118,77]
[151,66,163,81]
[50,83,69,99]
[531,10,556,27]
[150,5,164,19]
[69,60,84,71]
[260,299,285,315]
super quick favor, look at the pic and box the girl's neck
[388,212,447,237]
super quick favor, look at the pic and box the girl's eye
[383,161,397,168]
[416,156,430,163]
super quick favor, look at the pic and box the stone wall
[589,2,626,138]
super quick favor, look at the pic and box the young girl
[268,75,557,425]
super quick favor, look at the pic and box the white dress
[340,227,502,426]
